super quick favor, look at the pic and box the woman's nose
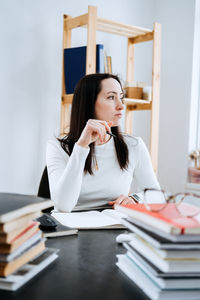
[116,98,124,110]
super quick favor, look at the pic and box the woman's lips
[114,113,122,118]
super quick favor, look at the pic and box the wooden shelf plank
[124,98,151,110]
[130,31,154,44]
[97,17,151,37]
[65,14,88,30]
[124,98,151,104]
[65,14,152,38]
[126,103,152,111]
[62,94,73,104]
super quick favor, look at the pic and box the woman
[46,73,160,212]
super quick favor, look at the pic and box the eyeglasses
[143,188,200,217]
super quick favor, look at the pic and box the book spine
[0,241,45,277]
[121,218,160,249]
[96,44,104,73]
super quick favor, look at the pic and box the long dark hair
[59,73,129,174]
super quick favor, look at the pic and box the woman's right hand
[77,119,112,148]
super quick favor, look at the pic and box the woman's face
[95,78,124,126]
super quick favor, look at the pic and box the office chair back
[38,166,51,199]
[38,166,53,212]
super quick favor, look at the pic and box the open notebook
[51,210,126,229]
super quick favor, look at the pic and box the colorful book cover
[115,203,200,234]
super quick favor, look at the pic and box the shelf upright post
[150,22,161,173]
[61,14,72,135]
[125,37,135,134]
[86,6,97,74]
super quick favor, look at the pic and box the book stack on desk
[0,193,58,291]
[115,203,200,300]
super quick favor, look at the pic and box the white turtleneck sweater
[46,135,160,212]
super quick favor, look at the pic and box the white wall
[0,0,155,195]
[0,0,196,195]
[154,0,196,193]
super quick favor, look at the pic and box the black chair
[38,166,51,199]
[38,166,52,212]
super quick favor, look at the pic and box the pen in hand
[106,131,117,138]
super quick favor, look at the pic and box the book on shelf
[116,254,200,300]
[106,56,112,73]
[0,248,58,291]
[64,44,104,94]
[51,209,126,230]
[115,202,200,234]
[0,193,53,223]
[40,215,78,238]
[104,50,108,73]
[121,218,200,248]
[0,239,45,277]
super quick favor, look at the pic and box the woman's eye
[108,96,115,100]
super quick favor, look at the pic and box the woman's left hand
[108,194,138,206]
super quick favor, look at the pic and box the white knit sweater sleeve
[46,140,89,212]
[133,137,160,191]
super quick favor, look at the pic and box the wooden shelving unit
[61,5,161,172]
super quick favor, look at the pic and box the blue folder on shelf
[64,44,104,94]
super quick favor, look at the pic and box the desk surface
[0,230,149,300]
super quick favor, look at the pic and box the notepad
[51,210,126,229]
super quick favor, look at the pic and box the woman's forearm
[47,142,89,212]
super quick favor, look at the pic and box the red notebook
[115,203,200,234]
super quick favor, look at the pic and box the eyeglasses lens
[144,190,167,212]
[175,194,200,217]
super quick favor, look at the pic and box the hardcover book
[116,254,200,300]
[0,211,41,233]
[0,231,42,262]
[128,234,200,273]
[0,248,58,291]
[0,240,45,277]
[123,242,200,278]
[121,218,200,248]
[0,222,40,254]
[0,193,53,223]
[115,203,200,234]
[64,44,104,94]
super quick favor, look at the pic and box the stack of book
[115,202,200,300]
[0,193,58,291]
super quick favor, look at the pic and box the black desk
[0,231,149,300]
